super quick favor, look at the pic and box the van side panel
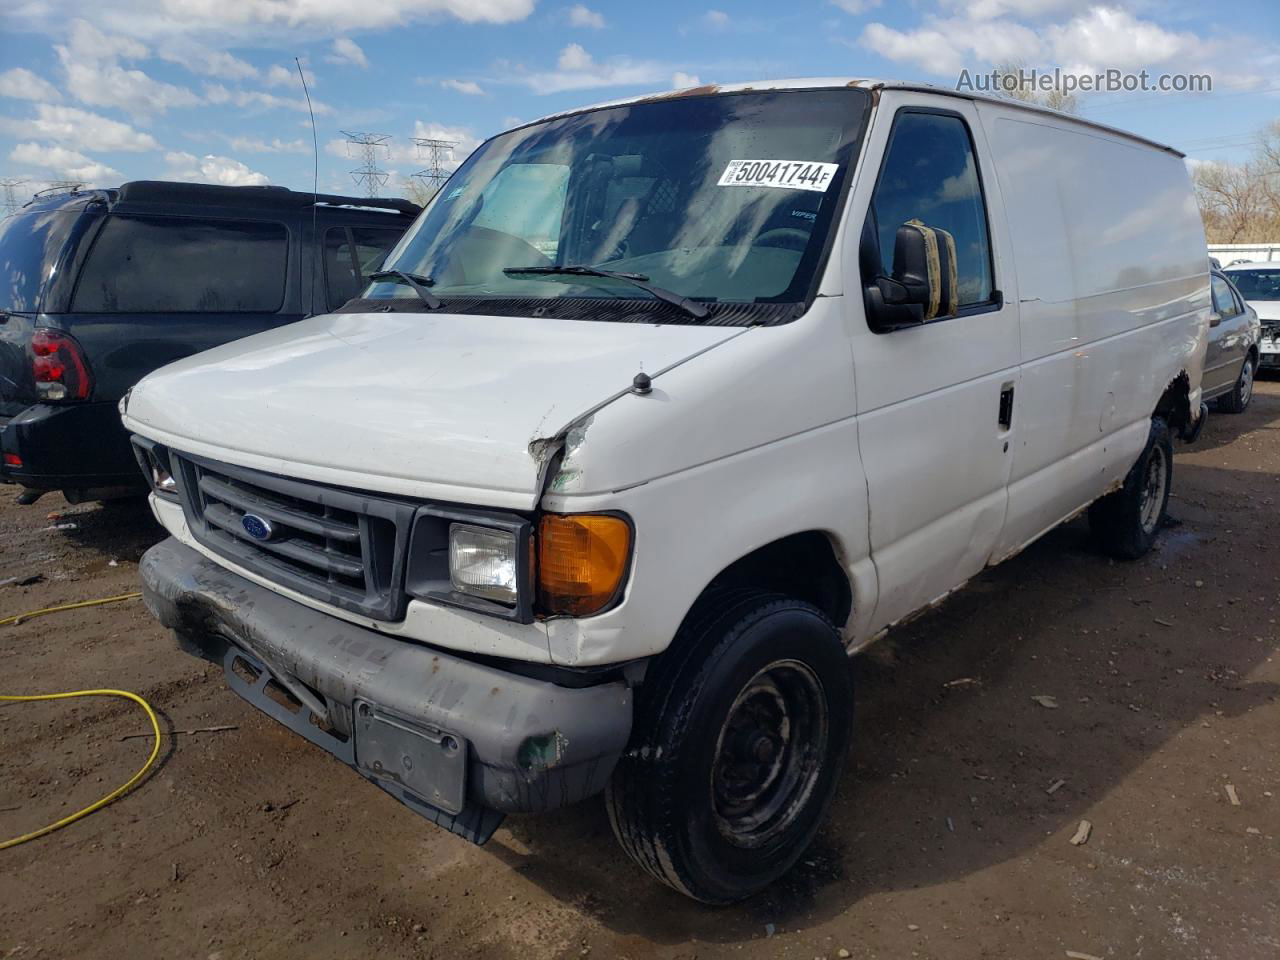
[978,108,1210,559]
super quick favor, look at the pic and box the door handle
[998,383,1014,430]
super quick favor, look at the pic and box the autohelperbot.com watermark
[956,67,1213,96]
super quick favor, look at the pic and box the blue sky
[1,0,1277,198]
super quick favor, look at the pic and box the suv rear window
[324,226,405,310]
[71,214,289,313]
[0,210,78,312]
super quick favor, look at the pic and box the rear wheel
[606,592,853,903]
[1220,354,1255,414]
[1088,417,1172,559]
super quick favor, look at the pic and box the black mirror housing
[862,220,959,332]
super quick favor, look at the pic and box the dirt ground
[2,384,1279,960]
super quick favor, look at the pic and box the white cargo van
[125,79,1209,903]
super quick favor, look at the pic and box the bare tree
[1193,158,1279,243]
[992,62,1080,115]
[399,177,437,209]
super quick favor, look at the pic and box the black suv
[0,181,419,504]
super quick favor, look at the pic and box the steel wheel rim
[1240,360,1253,405]
[1139,444,1168,534]
[710,659,828,849]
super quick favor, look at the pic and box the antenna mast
[341,131,392,198]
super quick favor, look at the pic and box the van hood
[123,310,739,509]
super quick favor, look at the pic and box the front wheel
[1088,417,1173,559]
[1220,355,1255,414]
[606,593,853,903]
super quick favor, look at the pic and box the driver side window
[867,110,994,310]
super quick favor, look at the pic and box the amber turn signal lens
[537,514,632,617]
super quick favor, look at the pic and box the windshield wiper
[367,270,443,310]
[502,264,709,320]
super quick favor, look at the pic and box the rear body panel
[0,184,417,494]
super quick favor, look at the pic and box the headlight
[449,523,519,605]
[406,508,533,621]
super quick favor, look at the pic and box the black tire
[1220,354,1256,414]
[605,591,853,904]
[1088,417,1173,559]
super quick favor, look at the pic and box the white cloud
[163,150,269,186]
[441,78,485,95]
[860,6,1210,78]
[16,104,161,152]
[0,68,62,102]
[942,0,1094,20]
[56,20,200,117]
[518,44,667,94]
[859,18,1043,75]
[567,4,605,28]
[703,10,730,29]
[1047,8,1203,72]
[158,42,258,81]
[830,0,882,13]
[9,141,121,185]
[266,63,317,87]
[326,38,368,69]
[204,83,330,115]
[14,0,537,39]
[227,135,310,153]
[558,43,594,71]
[672,71,701,88]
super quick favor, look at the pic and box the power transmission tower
[411,138,456,198]
[1,177,28,217]
[341,131,392,198]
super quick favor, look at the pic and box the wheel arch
[1153,370,1193,433]
[677,530,854,640]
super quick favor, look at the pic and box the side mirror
[863,220,959,332]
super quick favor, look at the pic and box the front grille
[172,453,417,620]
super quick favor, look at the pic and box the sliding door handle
[998,384,1014,430]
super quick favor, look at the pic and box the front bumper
[140,537,633,843]
[0,401,144,492]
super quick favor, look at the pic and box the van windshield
[372,88,869,323]
[1227,268,1280,301]
[0,209,78,313]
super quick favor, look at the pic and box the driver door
[844,93,1020,633]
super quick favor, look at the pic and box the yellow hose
[0,591,141,627]
[0,689,162,849]
[1,593,161,849]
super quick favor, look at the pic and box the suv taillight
[31,329,92,401]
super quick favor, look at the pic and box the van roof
[528,77,1185,159]
[17,180,420,217]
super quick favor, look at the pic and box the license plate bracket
[353,700,468,815]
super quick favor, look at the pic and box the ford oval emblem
[241,513,275,541]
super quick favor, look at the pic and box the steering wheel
[465,225,552,267]
[754,227,810,251]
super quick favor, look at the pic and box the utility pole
[0,177,27,217]
[341,131,392,198]
[411,138,456,199]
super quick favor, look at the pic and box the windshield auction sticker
[717,160,839,192]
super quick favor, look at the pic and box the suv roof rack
[114,180,420,216]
